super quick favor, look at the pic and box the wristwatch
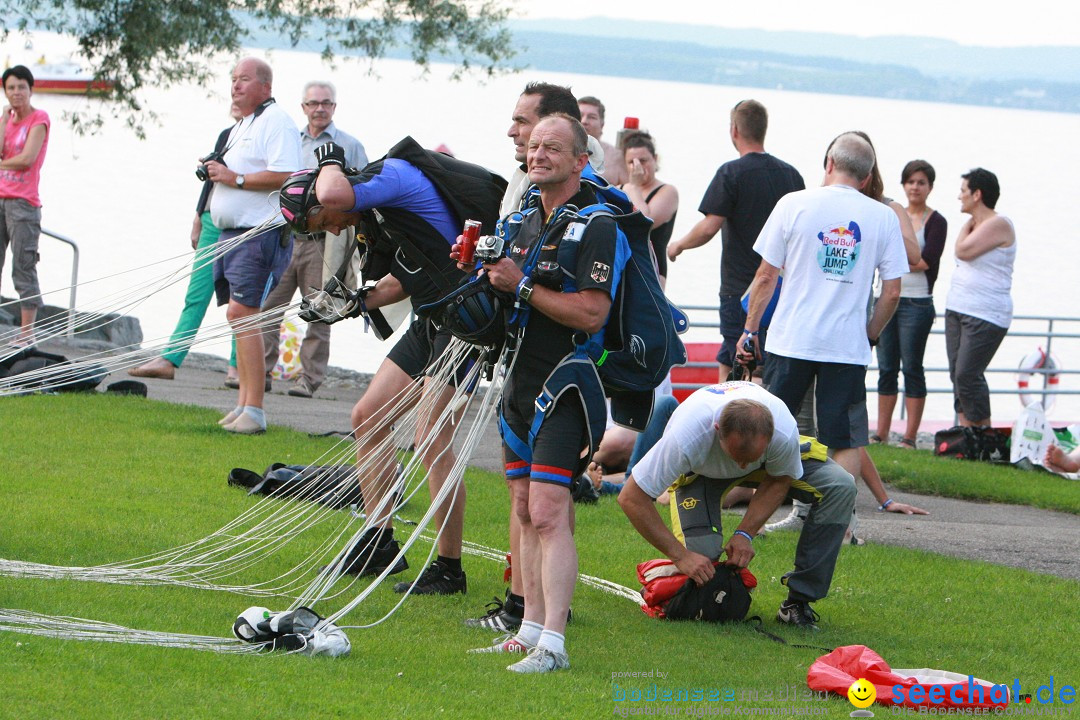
[235,174,246,189]
[517,277,534,304]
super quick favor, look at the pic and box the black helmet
[279,169,320,233]
[419,278,507,349]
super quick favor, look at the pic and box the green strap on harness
[595,349,609,367]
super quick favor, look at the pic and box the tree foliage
[4,0,515,137]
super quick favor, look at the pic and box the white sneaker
[467,633,532,654]
[224,413,266,435]
[507,646,569,674]
[218,409,241,426]
[761,507,805,534]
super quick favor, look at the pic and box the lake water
[9,34,1080,424]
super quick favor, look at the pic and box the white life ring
[1017,347,1060,412]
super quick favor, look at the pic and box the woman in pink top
[0,65,50,346]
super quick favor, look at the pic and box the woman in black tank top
[618,132,679,287]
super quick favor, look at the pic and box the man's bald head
[231,57,273,115]
[236,57,272,84]
[716,398,773,467]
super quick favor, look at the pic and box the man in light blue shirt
[299,81,367,169]
[261,80,367,398]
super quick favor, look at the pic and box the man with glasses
[260,81,368,398]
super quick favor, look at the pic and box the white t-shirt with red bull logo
[753,184,908,365]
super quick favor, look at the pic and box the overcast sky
[522,0,1080,48]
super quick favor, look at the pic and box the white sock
[230,406,243,417]
[537,629,565,656]
[243,406,266,426]
[514,620,543,648]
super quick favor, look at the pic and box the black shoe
[222,374,273,392]
[776,599,820,629]
[334,537,408,577]
[393,560,467,595]
[464,591,524,632]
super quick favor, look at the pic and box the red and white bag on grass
[807,645,1009,710]
[637,558,756,620]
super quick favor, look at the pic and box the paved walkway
[68,343,1080,582]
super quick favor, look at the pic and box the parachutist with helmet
[278,137,506,595]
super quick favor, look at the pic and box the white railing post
[39,228,79,337]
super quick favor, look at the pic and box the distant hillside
[33,12,1073,115]
[513,18,1080,84]
[498,26,1080,114]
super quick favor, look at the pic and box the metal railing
[674,306,1080,406]
[41,228,79,337]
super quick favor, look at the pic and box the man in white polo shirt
[206,56,302,433]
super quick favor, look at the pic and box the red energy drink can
[460,219,482,264]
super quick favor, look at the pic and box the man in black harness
[279,137,505,594]
[462,114,624,673]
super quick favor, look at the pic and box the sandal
[869,434,883,444]
[898,437,917,449]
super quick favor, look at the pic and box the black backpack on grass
[0,348,107,393]
[933,425,1010,463]
[663,566,753,623]
[228,463,365,509]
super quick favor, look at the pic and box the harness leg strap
[527,351,607,471]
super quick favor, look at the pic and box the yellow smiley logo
[847,678,876,709]
[679,497,699,510]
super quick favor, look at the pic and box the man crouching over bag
[618,381,856,630]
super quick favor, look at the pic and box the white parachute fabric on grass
[0,366,429,594]
[0,609,259,654]
[233,606,350,657]
[1,259,643,655]
[0,339,507,651]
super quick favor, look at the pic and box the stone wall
[1,296,143,349]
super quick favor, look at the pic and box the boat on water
[8,56,113,95]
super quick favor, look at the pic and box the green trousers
[161,212,236,368]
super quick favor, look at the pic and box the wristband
[743,329,758,336]
[878,498,894,511]
[733,530,754,543]
[516,276,534,304]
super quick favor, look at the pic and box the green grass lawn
[1,394,1077,719]
[869,444,1080,514]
